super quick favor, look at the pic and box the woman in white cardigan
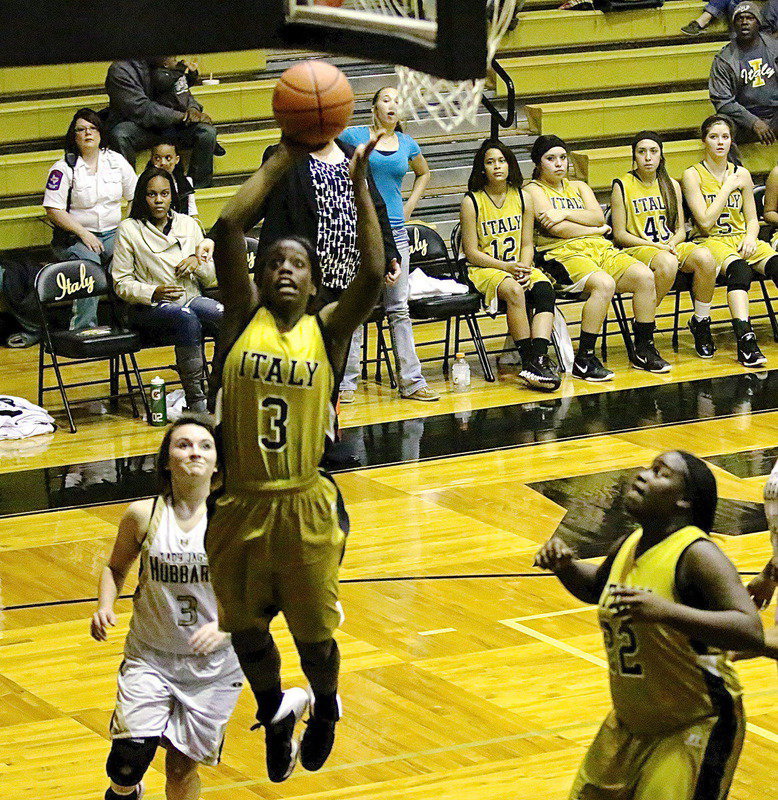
[112,167,220,412]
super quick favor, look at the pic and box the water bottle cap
[455,352,464,359]
[151,376,165,385]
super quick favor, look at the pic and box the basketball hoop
[354,0,520,132]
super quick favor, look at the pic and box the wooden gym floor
[1,309,777,799]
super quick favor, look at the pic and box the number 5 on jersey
[260,396,289,451]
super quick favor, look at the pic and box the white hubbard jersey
[130,497,224,654]
[764,459,778,543]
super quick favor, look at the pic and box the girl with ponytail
[682,114,778,367]
[611,131,718,358]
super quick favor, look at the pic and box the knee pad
[726,259,752,293]
[106,736,159,787]
[295,637,337,663]
[231,628,274,658]
[764,255,778,284]
[528,281,555,315]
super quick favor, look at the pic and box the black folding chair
[35,259,149,432]
[408,222,494,381]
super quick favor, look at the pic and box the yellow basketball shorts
[540,237,638,289]
[694,234,777,270]
[621,241,701,271]
[568,705,745,800]
[205,473,348,642]
[467,265,550,312]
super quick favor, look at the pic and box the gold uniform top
[613,172,675,245]
[599,525,742,736]
[689,161,746,240]
[219,306,336,494]
[527,178,597,252]
[468,187,524,262]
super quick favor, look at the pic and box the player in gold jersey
[682,115,778,367]
[460,139,560,391]
[611,132,719,358]
[535,451,764,799]
[525,135,670,381]
[207,137,386,782]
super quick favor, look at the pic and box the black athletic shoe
[260,688,309,782]
[688,316,716,358]
[737,332,767,367]
[300,692,341,772]
[572,352,614,382]
[681,20,705,35]
[631,341,671,373]
[520,355,561,391]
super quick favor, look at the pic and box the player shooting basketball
[206,130,385,783]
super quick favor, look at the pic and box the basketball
[272,60,354,147]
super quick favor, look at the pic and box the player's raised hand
[91,607,117,641]
[189,621,229,655]
[534,536,575,572]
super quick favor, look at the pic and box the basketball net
[353,0,519,132]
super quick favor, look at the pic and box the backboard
[0,0,487,81]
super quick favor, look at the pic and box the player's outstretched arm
[210,144,301,328]
[90,500,148,641]
[320,139,385,364]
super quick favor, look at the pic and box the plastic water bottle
[149,376,168,426]
[452,352,471,392]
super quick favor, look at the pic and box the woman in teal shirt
[338,86,438,402]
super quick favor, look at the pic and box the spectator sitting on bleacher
[111,167,219,412]
[709,3,778,144]
[148,141,198,218]
[683,0,778,36]
[43,108,137,330]
[105,58,219,188]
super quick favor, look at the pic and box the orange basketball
[272,60,354,147]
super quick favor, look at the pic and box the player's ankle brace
[726,259,752,293]
[731,318,753,339]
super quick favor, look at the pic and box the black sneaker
[259,688,309,782]
[681,20,705,35]
[737,332,767,367]
[688,316,716,358]
[572,352,614,382]
[631,341,671,373]
[300,691,341,772]
[520,355,561,392]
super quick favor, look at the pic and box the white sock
[693,301,711,320]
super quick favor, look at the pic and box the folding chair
[36,259,149,432]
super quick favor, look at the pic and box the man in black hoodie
[105,58,219,187]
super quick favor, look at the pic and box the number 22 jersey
[598,526,742,736]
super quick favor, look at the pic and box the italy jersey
[468,187,524,262]
[613,172,675,245]
[219,307,336,493]
[690,161,746,240]
[599,526,742,736]
[131,497,223,654]
[527,178,595,252]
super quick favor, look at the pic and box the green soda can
[149,376,167,426]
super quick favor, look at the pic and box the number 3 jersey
[219,307,335,493]
[598,525,742,736]
[612,172,675,245]
[131,497,225,655]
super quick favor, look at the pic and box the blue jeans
[55,228,116,330]
[340,227,426,395]
[127,295,224,346]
